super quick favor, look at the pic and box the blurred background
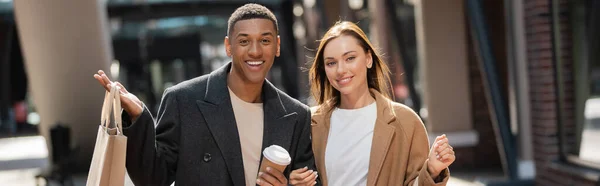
[0,0,599,185]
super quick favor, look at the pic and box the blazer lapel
[261,80,296,164]
[196,63,245,186]
[366,90,396,186]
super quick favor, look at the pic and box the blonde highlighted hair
[309,21,392,107]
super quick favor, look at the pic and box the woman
[290,21,455,186]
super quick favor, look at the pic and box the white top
[228,88,264,186]
[325,102,377,186]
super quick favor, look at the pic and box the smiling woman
[290,21,455,186]
[308,21,391,109]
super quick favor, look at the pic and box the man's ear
[276,35,281,57]
[225,36,232,57]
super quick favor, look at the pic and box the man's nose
[248,42,262,58]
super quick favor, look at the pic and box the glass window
[111,14,230,112]
[567,0,600,167]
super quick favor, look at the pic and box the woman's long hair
[309,21,392,108]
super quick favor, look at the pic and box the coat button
[203,153,211,162]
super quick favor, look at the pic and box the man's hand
[93,70,143,121]
[257,167,288,186]
[289,167,317,186]
[427,134,455,179]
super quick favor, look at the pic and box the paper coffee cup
[258,145,291,177]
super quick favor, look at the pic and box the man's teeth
[247,61,264,65]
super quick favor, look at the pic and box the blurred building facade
[302,0,600,185]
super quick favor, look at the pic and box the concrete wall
[414,0,473,133]
[14,0,113,170]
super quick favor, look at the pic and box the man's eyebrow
[235,33,249,38]
[262,32,275,36]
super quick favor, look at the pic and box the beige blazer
[311,89,449,186]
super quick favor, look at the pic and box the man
[94,4,318,186]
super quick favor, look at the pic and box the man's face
[225,18,280,85]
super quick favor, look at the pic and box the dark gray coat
[122,62,318,186]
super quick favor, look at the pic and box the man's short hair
[227,3,278,36]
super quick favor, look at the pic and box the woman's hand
[288,167,318,186]
[427,134,455,179]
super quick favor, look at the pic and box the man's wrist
[128,104,144,123]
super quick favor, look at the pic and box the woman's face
[322,34,372,96]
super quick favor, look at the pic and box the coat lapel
[260,80,297,168]
[196,63,245,186]
[263,80,298,152]
[366,90,396,186]
[311,90,396,186]
[309,103,334,185]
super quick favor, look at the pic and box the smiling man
[94,3,318,186]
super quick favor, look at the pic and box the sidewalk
[0,135,484,186]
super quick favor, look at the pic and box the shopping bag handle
[100,83,123,134]
[100,84,116,127]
